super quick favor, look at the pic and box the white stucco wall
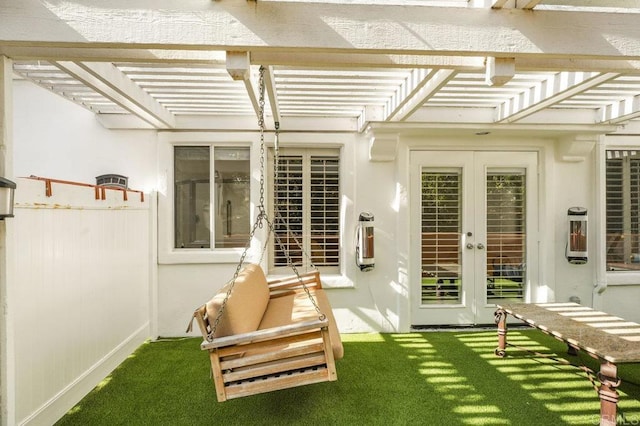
[12,78,157,192]
[552,148,597,306]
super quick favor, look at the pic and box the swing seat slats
[191,264,342,401]
[223,366,332,400]
[221,346,327,383]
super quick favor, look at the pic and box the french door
[410,151,538,325]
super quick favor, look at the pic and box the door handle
[466,243,474,249]
[477,243,485,250]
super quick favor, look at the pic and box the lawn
[56,330,640,425]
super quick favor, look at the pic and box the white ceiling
[8,0,640,133]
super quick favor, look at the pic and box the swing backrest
[205,263,270,338]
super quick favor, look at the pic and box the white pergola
[1,0,639,135]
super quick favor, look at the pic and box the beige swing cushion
[204,263,270,338]
[259,288,343,359]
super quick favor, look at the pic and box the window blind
[272,151,340,272]
[486,172,525,301]
[606,150,640,269]
[421,171,462,303]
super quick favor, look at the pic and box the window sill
[317,273,354,289]
[265,271,355,289]
[606,270,640,286]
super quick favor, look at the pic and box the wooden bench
[495,302,640,426]
[190,264,343,401]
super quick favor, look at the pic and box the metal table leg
[598,361,621,426]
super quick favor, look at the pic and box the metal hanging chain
[208,66,323,340]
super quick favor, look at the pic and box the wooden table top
[497,302,640,363]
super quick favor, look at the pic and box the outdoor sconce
[0,177,16,220]
[566,207,588,264]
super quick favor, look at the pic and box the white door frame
[409,150,540,326]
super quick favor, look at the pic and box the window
[606,150,640,271]
[174,146,250,249]
[270,149,341,273]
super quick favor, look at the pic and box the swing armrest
[200,318,329,350]
[267,270,322,293]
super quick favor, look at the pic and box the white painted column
[0,55,15,426]
[593,135,607,308]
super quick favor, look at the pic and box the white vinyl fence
[9,177,152,426]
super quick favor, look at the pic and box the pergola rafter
[600,94,640,124]
[385,70,458,122]
[496,72,621,123]
[53,61,175,129]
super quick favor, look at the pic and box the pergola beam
[384,69,432,121]
[263,66,280,127]
[226,51,260,120]
[496,72,620,123]
[4,45,640,73]
[2,2,640,61]
[52,61,175,129]
[485,57,515,86]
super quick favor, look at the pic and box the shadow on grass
[56,331,640,426]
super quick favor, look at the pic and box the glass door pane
[420,170,462,304]
[485,171,526,301]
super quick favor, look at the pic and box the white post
[593,135,607,308]
[0,54,15,426]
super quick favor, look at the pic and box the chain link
[208,66,324,340]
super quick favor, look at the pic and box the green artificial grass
[56,330,640,425]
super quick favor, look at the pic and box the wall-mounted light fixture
[0,177,16,220]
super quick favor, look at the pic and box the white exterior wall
[12,79,157,193]
[11,178,151,426]
[552,146,597,306]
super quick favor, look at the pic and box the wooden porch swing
[187,67,343,402]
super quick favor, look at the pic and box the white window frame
[158,133,257,264]
[604,145,640,285]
